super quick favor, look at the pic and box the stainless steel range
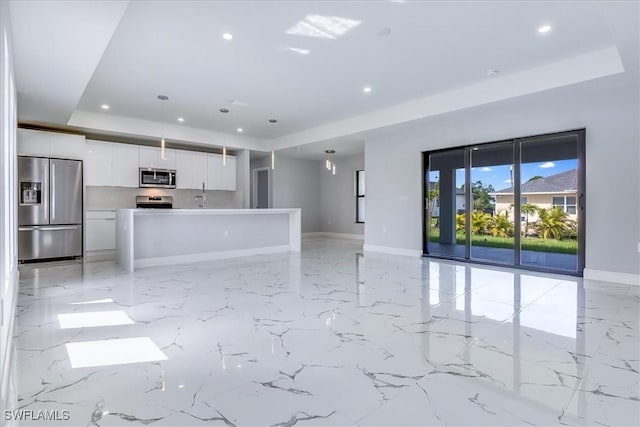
[18,156,83,262]
[136,195,173,209]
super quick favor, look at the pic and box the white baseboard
[583,268,640,286]
[303,232,364,241]
[135,245,292,270]
[363,244,422,258]
[302,232,325,238]
[1,268,19,416]
[84,249,116,262]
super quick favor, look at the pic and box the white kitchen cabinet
[84,140,113,186]
[176,150,194,189]
[206,153,224,190]
[206,153,236,190]
[86,211,116,260]
[49,132,85,160]
[138,146,160,169]
[17,128,51,157]
[85,140,138,187]
[192,152,208,190]
[158,148,176,170]
[139,146,175,169]
[111,143,139,187]
[176,150,208,189]
[221,155,237,191]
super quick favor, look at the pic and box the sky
[430,158,578,191]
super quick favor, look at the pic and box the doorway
[252,167,271,209]
[423,129,585,275]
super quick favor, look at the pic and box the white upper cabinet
[139,146,175,169]
[49,132,85,159]
[85,140,138,188]
[85,140,113,187]
[18,128,51,157]
[206,153,236,191]
[221,155,237,191]
[175,150,193,189]
[176,150,207,189]
[206,153,224,190]
[18,129,85,159]
[111,143,139,187]
[158,148,176,170]
[138,146,159,169]
[191,152,208,190]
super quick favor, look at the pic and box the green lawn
[428,229,577,254]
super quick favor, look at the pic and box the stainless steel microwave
[139,168,176,188]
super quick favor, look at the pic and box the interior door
[50,159,82,225]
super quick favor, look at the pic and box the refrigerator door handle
[19,225,80,232]
[51,161,55,221]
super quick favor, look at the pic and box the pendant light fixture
[157,95,169,160]
[223,145,227,166]
[325,150,336,175]
[271,150,275,170]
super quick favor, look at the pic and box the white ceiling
[8,0,639,157]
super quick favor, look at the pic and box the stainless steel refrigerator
[18,156,83,261]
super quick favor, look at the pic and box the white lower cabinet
[86,211,116,260]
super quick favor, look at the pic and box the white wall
[365,75,640,279]
[0,0,18,418]
[251,154,323,233]
[273,155,322,233]
[234,149,251,208]
[320,153,365,236]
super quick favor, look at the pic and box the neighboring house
[493,169,578,223]
[429,181,465,217]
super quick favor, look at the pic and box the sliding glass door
[424,129,585,275]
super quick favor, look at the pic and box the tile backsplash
[85,186,241,210]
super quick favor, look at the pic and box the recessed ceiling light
[538,25,552,34]
[220,108,230,113]
[286,14,361,39]
[222,33,233,40]
[287,47,311,55]
[486,69,500,77]
[269,119,278,123]
[363,86,372,93]
[325,149,336,154]
[177,117,184,122]
[101,104,110,110]
[236,127,243,133]
[377,27,392,36]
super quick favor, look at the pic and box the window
[356,170,365,223]
[521,196,528,205]
[552,195,577,215]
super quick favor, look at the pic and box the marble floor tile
[7,237,639,426]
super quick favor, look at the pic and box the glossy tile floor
[7,238,639,426]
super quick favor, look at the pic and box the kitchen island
[116,208,301,272]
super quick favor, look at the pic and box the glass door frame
[423,128,586,276]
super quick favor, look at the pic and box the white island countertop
[116,208,301,272]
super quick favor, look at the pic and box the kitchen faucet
[195,182,206,208]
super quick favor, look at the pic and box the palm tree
[535,207,576,239]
